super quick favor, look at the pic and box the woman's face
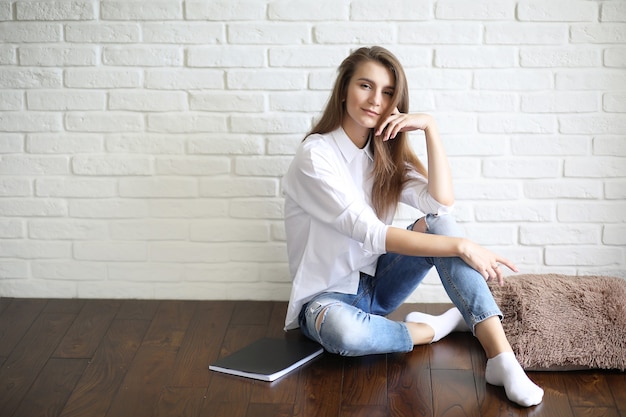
[342,60,395,147]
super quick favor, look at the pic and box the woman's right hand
[457,239,518,286]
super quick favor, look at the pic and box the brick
[269,91,329,112]
[227,69,307,90]
[0,68,62,88]
[188,46,264,68]
[103,46,182,66]
[110,220,188,240]
[72,155,153,176]
[435,46,516,68]
[228,23,309,44]
[142,22,224,44]
[478,114,557,133]
[0,2,10,20]
[0,22,61,42]
[119,178,197,197]
[148,199,228,219]
[145,68,224,89]
[511,135,589,155]
[0,178,31,196]
[604,92,626,112]
[186,0,266,21]
[517,1,597,22]
[19,45,96,66]
[398,22,481,44]
[0,198,67,217]
[147,113,228,133]
[190,92,264,112]
[441,135,508,156]
[0,155,68,175]
[453,181,522,200]
[604,225,626,245]
[483,158,560,178]
[77,282,152,299]
[230,114,311,134]
[564,156,626,178]
[605,47,626,67]
[606,180,625,198]
[65,68,141,88]
[0,240,71,259]
[594,136,626,156]
[155,156,230,176]
[520,224,600,245]
[0,219,24,238]
[150,242,229,263]
[101,1,182,20]
[70,199,149,219]
[558,202,626,222]
[485,23,567,44]
[351,0,430,20]
[27,133,103,153]
[106,134,185,154]
[109,90,188,112]
[436,0,515,20]
[32,261,106,281]
[29,219,108,240]
[520,47,601,67]
[235,156,292,177]
[474,69,553,90]
[36,178,117,198]
[66,112,144,132]
[199,178,278,197]
[188,134,264,155]
[571,23,626,43]
[520,92,599,113]
[185,264,261,283]
[463,225,517,245]
[475,202,555,222]
[0,91,24,111]
[556,69,626,90]
[27,90,105,111]
[269,0,349,21]
[523,180,602,199]
[65,23,140,43]
[190,220,269,242]
[405,69,471,90]
[314,22,395,44]
[0,112,62,132]
[0,260,29,279]
[0,134,23,153]
[0,45,15,65]
[230,243,287,263]
[545,246,622,266]
[269,46,349,68]
[229,199,284,219]
[434,92,516,112]
[108,264,183,282]
[602,1,626,22]
[16,1,96,20]
[74,241,147,261]
[559,115,626,134]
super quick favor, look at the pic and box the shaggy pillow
[490,274,626,371]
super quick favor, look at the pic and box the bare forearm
[385,226,463,258]
[424,121,454,206]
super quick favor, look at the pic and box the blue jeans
[298,214,503,356]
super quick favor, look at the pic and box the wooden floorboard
[0,298,623,417]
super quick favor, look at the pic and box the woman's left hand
[375,110,435,142]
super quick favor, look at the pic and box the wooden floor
[0,299,624,417]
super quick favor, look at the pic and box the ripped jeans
[298,214,502,356]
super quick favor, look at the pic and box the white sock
[405,307,470,343]
[485,351,544,407]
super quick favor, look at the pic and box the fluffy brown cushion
[490,274,626,371]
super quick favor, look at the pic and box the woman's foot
[405,307,470,343]
[485,351,544,407]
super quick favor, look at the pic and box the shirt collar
[332,127,374,163]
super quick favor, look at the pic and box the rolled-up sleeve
[400,171,454,216]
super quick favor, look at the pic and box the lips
[362,109,379,117]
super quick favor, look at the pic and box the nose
[368,90,382,106]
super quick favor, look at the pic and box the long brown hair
[307,46,428,219]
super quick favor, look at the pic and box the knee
[314,305,372,356]
[426,214,464,238]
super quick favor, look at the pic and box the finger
[497,257,518,273]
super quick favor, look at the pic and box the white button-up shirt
[282,127,451,330]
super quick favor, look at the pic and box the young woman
[282,46,543,407]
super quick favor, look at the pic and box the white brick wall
[0,0,624,302]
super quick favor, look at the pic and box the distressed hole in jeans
[412,216,427,233]
[315,306,331,332]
